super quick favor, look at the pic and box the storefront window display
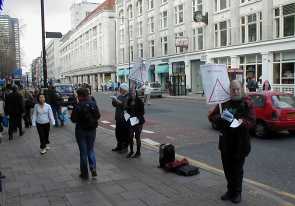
[273,51,295,84]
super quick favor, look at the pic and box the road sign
[200,64,230,104]
[46,32,62,38]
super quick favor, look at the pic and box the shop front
[171,61,187,96]
[155,64,169,90]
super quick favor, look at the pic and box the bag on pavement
[175,165,200,176]
[164,158,189,172]
[159,144,175,168]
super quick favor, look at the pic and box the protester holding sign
[208,80,255,204]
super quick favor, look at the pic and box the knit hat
[120,83,129,91]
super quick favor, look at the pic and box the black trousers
[221,152,245,195]
[36,123,50,149]
[23,108,32,127]
[8,115,23,137]
[115,121,130,149]
[128,124,143,153]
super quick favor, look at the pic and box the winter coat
[126,96,145,125]
[208,96,255,158]
[4,91,24,116]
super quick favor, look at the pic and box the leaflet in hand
[221,109,234,123]
[124,111,131,121]
[130,117,139,126]
[230,119,242,128]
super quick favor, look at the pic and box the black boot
[231,193,241,204]
[132,151,141,158]
[126,151,134,158]
[221,191,232,201]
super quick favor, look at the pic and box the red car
[208,91,295,138]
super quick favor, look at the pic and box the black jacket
[4,91,24,116]
[209,96,255,158]
[112,94,129,122]
[126,96,145,125]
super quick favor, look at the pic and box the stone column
[262,52,273,84]
[230,0,240,45]
[204,0,215,50]
[262,0,273,41]
[185,59,192,91]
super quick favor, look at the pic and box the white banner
[128,58,149,84]
[200,64,230,104]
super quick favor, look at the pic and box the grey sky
[2,0,102,72]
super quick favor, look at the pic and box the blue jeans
[75,128,96,177]
[52,105,63,126]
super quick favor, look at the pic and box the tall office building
[0,15,20,78]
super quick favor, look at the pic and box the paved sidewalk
[0,124,293,206]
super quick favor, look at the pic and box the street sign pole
[41,0,47,87]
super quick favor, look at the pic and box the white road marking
[142,138,160,146]
[142,129,155,134]
[101,120,111,124]
[110,124,116,128]
[166,136,175,140]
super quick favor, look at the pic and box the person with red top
[209,80,256,204]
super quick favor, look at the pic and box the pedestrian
[246,76,258,92]
[4,85,25,140]
[142,81,152,105]
[32,93,55,155]
[126,92,145,158]
[0,95,4,143]
[70,87,100,180]
[167,80,173,96]
[23,89,34,128]
[208,80,255,204]
[262,80,271,91]
[47,85,64,127]
[111,83,130,153]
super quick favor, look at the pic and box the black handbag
[175,165,200,176]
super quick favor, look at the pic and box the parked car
[208,91,295,138]
[136,82,163,98]
[54,83,76,107]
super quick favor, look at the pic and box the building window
[273,51,295,85]
[241,12,262,43]
[214,0,230,12]
[138,43,143,58]
[174,4,184,25]
[214,20,231,47]
[149,40,155,57]
[129,24,133,40]
[274,3,295,38]
[192,0,203,19]
[130,45,134,62]
[127,5,133,18]
[138,21,143,37]
[93,26,97,37]
[119,29,124,43]
[137,0,143,16]
[161,36,168,55]
[119,10,124,25]
[239,54,262,84]
[148,17,155,33]
[148,0,154,10]
[160,10,168,29]
[119,48,125,64]
[193,28,203,51]
[175,32,185,53]
[162,0,167,4]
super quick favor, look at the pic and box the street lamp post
[40,0,47,88]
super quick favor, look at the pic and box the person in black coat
[126,93,145,158]
[208,80,255,204]
[4,85,25,140]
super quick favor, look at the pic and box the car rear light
[272,111,279,120]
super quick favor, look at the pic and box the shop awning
[156,64,169,74]
[117,68,130,76]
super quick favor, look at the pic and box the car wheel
[255,121,268,138]
[288,130,295,135]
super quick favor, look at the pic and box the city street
[95,92,295,197]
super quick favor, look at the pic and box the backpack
[78,102,100,130]
[175,165,200,176]
[159,144,175,168]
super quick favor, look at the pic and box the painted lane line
[110,124,116,128]
[142,129,155,134]
[142,138,160,147]
[101,120,111,124]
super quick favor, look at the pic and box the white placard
[200,64,230,104]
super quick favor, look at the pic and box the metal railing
[271,84,295,95]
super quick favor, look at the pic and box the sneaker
[46,146,50,150]
[40,149,47,155]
